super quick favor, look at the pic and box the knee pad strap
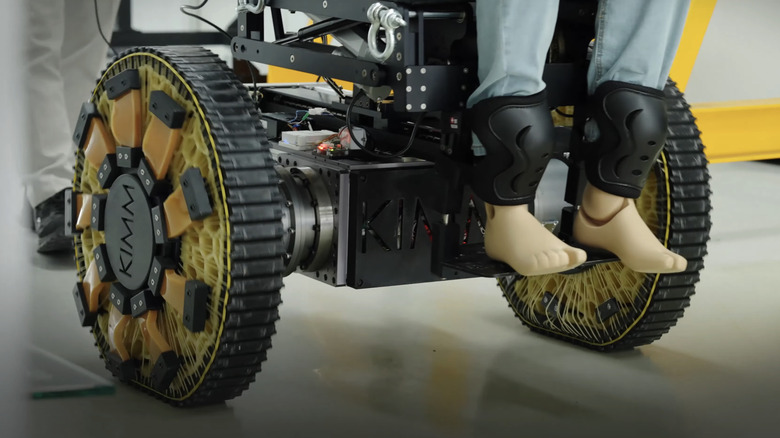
[583,81,667,199]
[469,91,554,205]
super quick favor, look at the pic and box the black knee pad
[582,81,668,199]
[469,91,554,205]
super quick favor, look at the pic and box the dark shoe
[33,189,72,254]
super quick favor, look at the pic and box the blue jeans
[467,0,692,106]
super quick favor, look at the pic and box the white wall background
[128,0,310,74]
[0,0,30,436]
[684,0,780,103]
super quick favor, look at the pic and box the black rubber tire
[498,80,711,351]
[72,47,284,405]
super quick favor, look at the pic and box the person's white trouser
[25,0,121,208]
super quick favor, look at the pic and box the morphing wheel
[68,47,284,405]
[499,81,712,350]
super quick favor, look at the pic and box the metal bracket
[367,3,407,62]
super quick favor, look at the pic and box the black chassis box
[272,145,484,289]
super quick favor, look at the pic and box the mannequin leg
[468,1,585,276]
[575,0,691,273]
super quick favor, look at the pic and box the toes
[533,251,551,269]
[672,253,687,272]
[534,249,586,272]
[565,248,587,266]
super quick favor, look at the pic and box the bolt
[396,72,403,81]
[396,52,403,62]
[406,68,412,75]
[406,86,412,92]
[406,104,412,111]
[362,69,367,78]
[421,103,427,110]
[396,32,402,41]
[290,55,295,63]
[420,68,427,74]
[240,24,245,32]
[322,0,328,7]
[463,68,469,74]
[140,169,145,175]
[420,86,427,92]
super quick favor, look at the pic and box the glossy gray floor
[26,161,780,438]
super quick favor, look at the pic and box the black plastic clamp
[148,257,176,297]
[105,69,141,100]
[597,298,620,322]
[97,154,120,189]
[151,351,180,390]
[116,145,144,169]
[150,90,186,129]
[72,283,97,327]
[73,102,99,149]
[183,280,210,333]
[130,289,164,318]
[180,168,213,221]
[64,189,80,236]
[151,206,169,245]
[90,194,107,231]
[137,158,171,198]
[93,244,116,283]
[106,351,136,382]
[109,283,134,315]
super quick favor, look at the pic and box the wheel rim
[71,48,283,404]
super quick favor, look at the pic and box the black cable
[346,89,425,159]
[94,0,118,58]
[180,1,232,41]
[323,77,346,101]
[179,0,260,105]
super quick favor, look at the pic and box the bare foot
[573,184,687,273]
[484,204,586,276]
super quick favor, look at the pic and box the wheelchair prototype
[66,0,711,405]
